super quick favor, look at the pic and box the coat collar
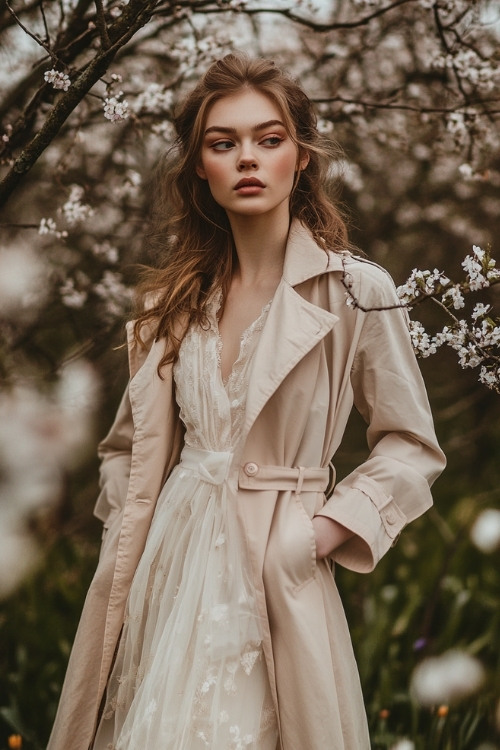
[282,219,346,287]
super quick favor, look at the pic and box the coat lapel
[243,223,344,438]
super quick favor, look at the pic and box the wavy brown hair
[134,53,350,369]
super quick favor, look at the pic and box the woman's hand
[311,515,354,559]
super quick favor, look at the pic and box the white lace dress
[92,291,279,750]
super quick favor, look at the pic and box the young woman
[48,54,446,750]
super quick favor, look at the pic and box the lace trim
[209,288,272,388]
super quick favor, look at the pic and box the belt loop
[296,466,305,495]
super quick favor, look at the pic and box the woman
[48,54,446,750]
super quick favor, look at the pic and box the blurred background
[0,1,499,748]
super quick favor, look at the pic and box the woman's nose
[238,157,258,171]
[237,145,258,170]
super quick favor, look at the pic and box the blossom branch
[342,246,500,393]
[0,0,162,209]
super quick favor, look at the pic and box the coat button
[385,510,396,525]
[244,462,259,476]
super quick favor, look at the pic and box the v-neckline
[211,289,273,388]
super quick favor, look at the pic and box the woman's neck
[228,211,290,287]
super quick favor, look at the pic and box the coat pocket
[264,490,320,594]
[293,492,318,592]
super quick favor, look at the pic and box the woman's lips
[234,177,265,194]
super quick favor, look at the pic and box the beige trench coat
[48,221,445,750]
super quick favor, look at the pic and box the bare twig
[433,4,469,103]
[39,0,51,45]
[0,0,40,33]
[0,222,40,229]
[94,0,111,49]
[4,0,57,62]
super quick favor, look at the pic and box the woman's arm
[315,262,446,572]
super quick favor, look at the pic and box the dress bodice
[173,289,271,454]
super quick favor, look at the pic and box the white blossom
[397,268,449,305]
[442,284,465,310]
[432,48,498,93]
[317,117,334,134]
[462,251,488,291]
[133,84,173,114]
[470,509,500,553]
[103,94,130,122]
[60,185,94,226]
[44,68,71,91]
[93,269,132,319]
[39,217,68,239]
[458,163,474,180]
[92,241,119,264]
[479,366,500,388]
[472,303,492,321]
[60,277,88,309]
[151,120,176,141]
[2,123,12,143]
[409,321,438,357]
[446,112,468,145]
[113,169,142,199]
[411,650,485,705]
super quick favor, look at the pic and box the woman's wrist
[312,515,354,559]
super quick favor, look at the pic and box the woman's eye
[261,136,283,147]
[211,140,234,151]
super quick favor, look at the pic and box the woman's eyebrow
[204,119,286,135]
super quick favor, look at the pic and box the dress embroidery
[92,289,277,750]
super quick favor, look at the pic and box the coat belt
[179,445,331,495]
[238,462,330,495]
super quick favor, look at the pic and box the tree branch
[94,0,111,49]
[313,95,500,117]
[0,0,161,209]
[159,0,418,32]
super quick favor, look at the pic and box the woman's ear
[196,164,207,179]
[298,151,310,171]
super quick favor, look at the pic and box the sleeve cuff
[315,474,407,573]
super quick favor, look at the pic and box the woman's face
[196,88,309,223]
